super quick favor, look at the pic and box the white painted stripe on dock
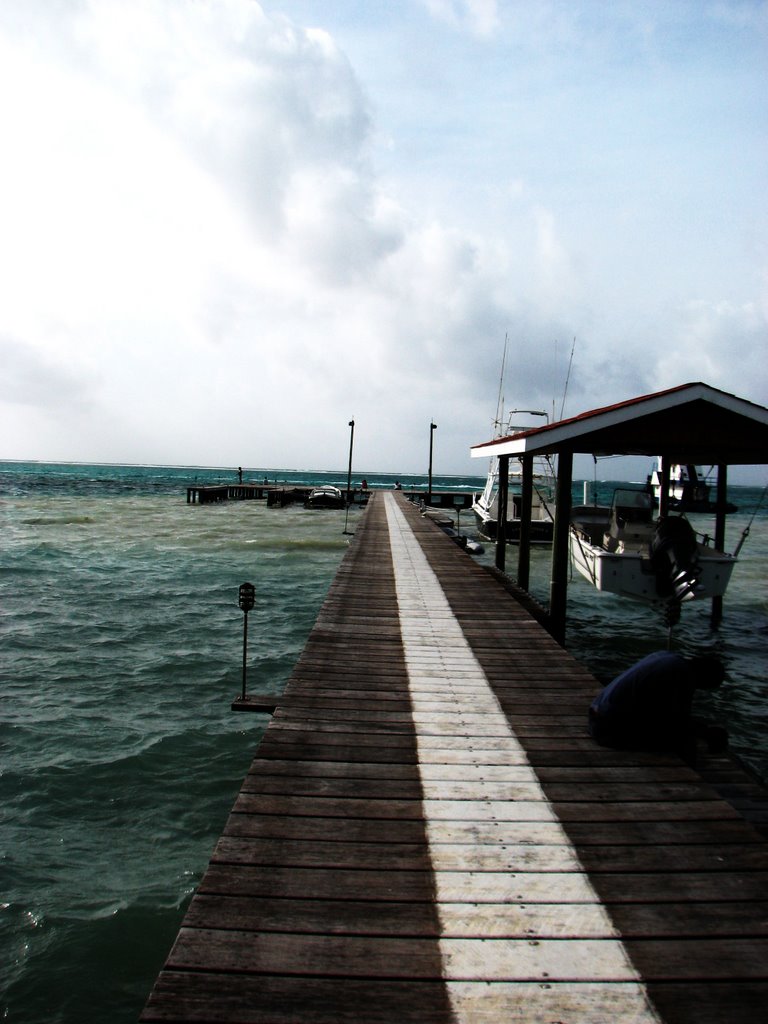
[383,494,661,1021]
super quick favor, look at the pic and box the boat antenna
[553,338,557,423]
[558,336,576,420]
[494,333,508,435]
[733,481,768,557]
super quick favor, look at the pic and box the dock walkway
[142,492,768,1023]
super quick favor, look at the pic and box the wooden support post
[712,463,728,627]
[517,454,533,592]
[549,450,573,645]
[659,457,671,518]
[495,455,509,571]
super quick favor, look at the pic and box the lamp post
[238,582,255,701]
[428,421,437,503]
[343,418,355,535]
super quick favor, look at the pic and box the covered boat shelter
[470,382,768,644]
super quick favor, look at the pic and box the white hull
[472,461,555,544]
[569,531,736,603]
[569,488,736,605]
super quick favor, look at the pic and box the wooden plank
[184,893,768,940]
[166,929,651,981]
[224,811,768,847]
[143,973,457,1024]
[618,938,768,979]
[238,771,724,806]
[183,894,624,938]
[211,835,768,875]
[643,982,768,1024]
[212,836,583,872]
[146,974,764,1024]
[196,864,600,904]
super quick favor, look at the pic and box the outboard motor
[651,516,701,601]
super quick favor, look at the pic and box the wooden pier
[143,491,768,1024]
[187,483,269,504]
[186,482,471,507]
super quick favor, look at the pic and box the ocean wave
[21,515,96,526]
[1,901,189,1024]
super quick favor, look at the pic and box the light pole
[238,582,255,701]
[343,418,355,535]
[428,421,437,503]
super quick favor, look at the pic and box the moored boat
[569,486,737,608]
[304,485,345,509]
[472,410,556,544]
[649,461,738,514]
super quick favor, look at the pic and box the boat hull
[474,510,554,545]
[569,530,737,603]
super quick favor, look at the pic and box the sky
[0,0,766,481]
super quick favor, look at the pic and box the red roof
[470,382,768,464]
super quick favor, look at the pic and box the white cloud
[420,0,500,37]
[656,300,768,398]
[0,0,765,475]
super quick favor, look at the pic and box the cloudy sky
[1,0,766,479]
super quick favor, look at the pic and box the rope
[733,482,768,557]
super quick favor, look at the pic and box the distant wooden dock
[186,481,472,508]
[143,491,768,1024]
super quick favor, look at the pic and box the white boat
[472,411,556,544]
[569,487,737,606]
[304,485,345,509]
[649,461,738,514]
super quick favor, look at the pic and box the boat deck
[142,491,768,1023]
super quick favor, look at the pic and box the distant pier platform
[186,482,473,509]
[186,483,269,503]
[143,491,768,1024]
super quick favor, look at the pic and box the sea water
[1,461,766,1023]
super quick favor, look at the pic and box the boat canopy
[470,382,768,466]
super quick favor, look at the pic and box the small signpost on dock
[428,420,437,502]
[232,583,281,713]
[343,418,355,535]
[237,581,255,701]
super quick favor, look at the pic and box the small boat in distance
[570,487,737,613]
[304,485,345,510]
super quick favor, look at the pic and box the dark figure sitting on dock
[588,651,727,764]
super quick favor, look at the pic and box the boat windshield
[611,488,653,523]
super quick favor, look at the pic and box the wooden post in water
[658,456,671,518]
[549,450,572,645]
[495,455,509,572]
[428,421,437,504]
[712,464,728,627]
[343,419,355,535]
[517,454,533,592]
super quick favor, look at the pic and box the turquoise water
[1,461,766,1022]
